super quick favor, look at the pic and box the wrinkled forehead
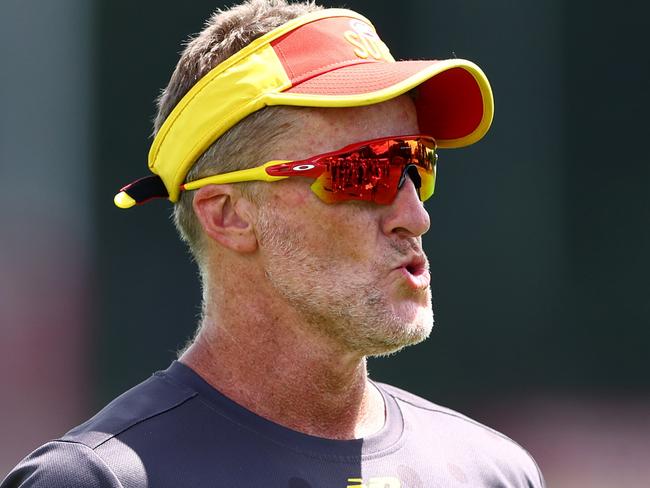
[267,96,420,162]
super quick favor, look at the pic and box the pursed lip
[393,254,430,289]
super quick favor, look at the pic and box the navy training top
[2,361,544,487]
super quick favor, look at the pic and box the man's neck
[179,313,386,440]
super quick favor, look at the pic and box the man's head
[115,0,493,356]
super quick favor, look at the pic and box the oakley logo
[343,20,392,61]
[292,164,315,171]
[347,477,401,488]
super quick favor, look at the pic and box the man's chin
[392,297,433,327]
[364,314,434,358]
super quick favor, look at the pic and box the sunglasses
[182,135,437,204]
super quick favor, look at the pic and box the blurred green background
[2,0,648,486]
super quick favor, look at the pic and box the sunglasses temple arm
[181,160,290,191]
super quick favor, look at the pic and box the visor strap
[114,175,169,209]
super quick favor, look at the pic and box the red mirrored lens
[310,136,436,204]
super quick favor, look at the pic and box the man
[2,1,544,486]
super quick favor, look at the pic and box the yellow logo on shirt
[347,477,401,488]
[343,20,392,61]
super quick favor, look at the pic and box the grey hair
[153,0,322,267]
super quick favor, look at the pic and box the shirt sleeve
[1,441,123,488]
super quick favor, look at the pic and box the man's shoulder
[377,382,545,488]
[63,369,197,449]
[378,382,458,413]
[1,367,198,488]
[378,382,494,426]
[1,440,122,488]
[379,381,516,440]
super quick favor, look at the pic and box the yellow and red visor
[114,8,494,209]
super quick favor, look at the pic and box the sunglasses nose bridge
[398,164,423,191]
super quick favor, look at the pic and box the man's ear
[192,185,258,253]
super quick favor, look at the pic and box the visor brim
[270,58,493,148]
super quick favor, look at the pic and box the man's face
[255,95,433,356]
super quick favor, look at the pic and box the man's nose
[380,177,431,238]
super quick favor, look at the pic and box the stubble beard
[257,209,434,357]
